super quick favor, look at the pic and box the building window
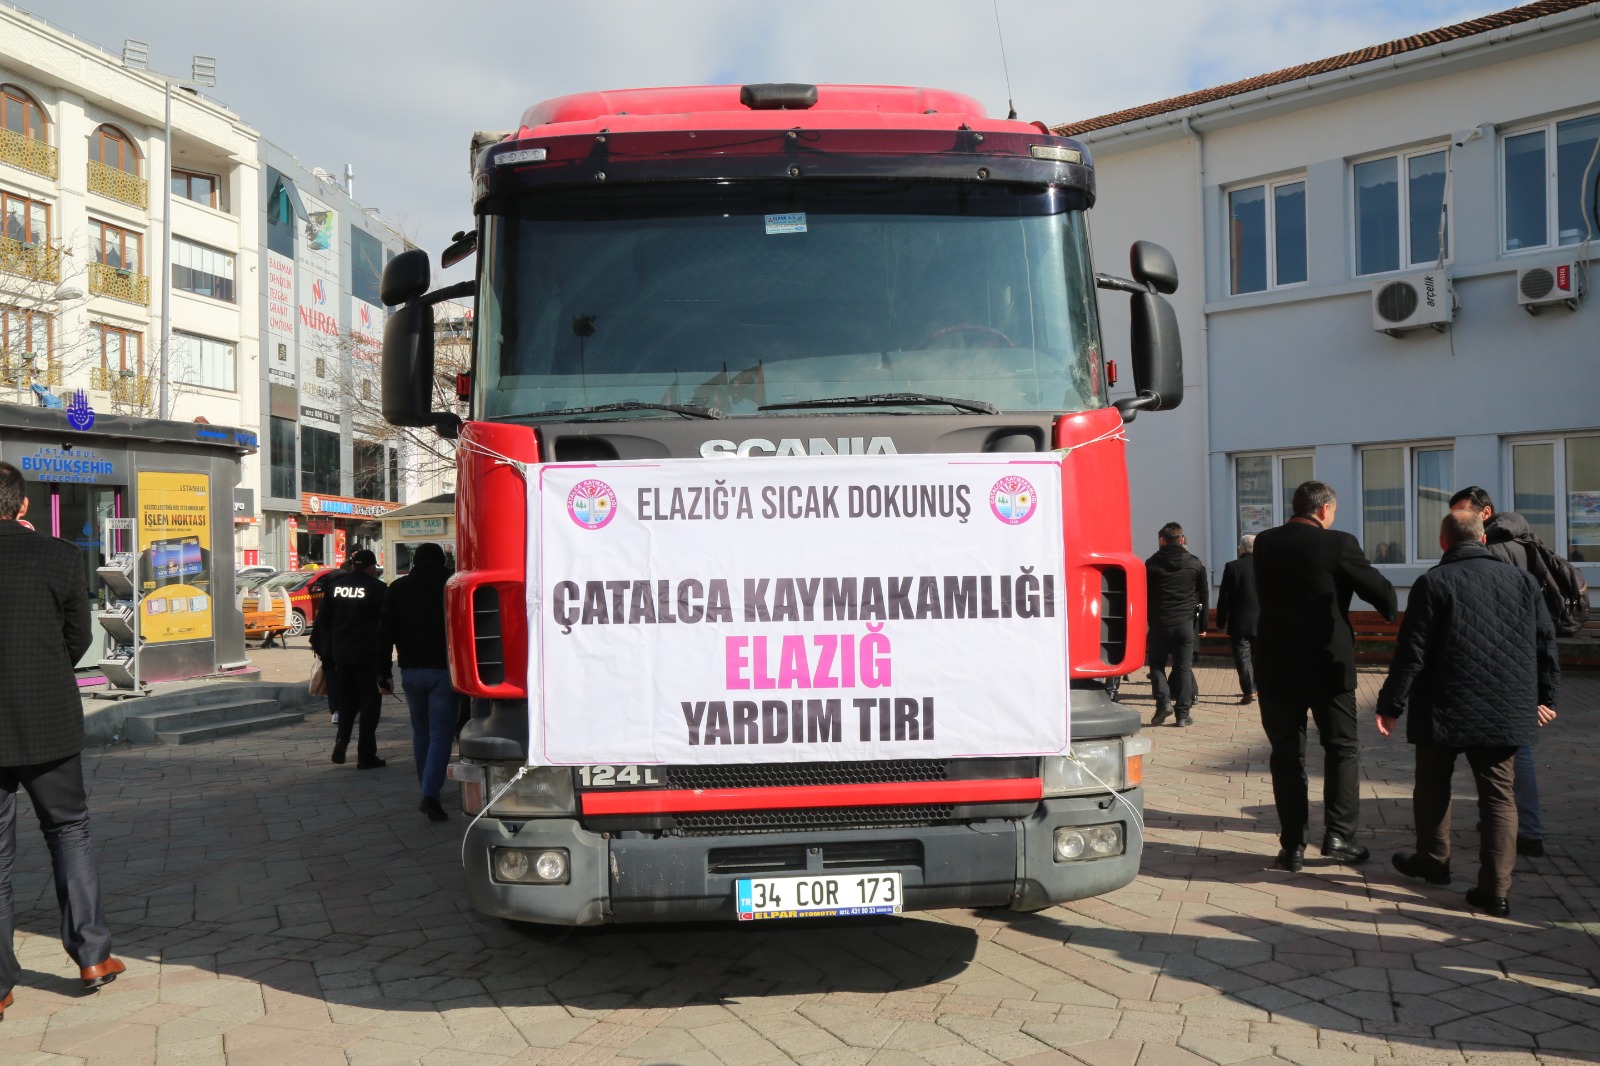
[270,416,297,500]
[1361,444,1454,565]
[171,168,217,208]
[1,305,55,385]
[1234,452,1314,539]
[172,237,234,302]
[93,220,142,272]
[266,167,298,259]
[353,441,386,500]
[300,424,341,496]
[1503,111,1600,251]
[1353,147,1448,275]
[1510,435,1600,563]
[1,84,48,142]
[351,226,383,306]
[2,191,49,244]
[90,125,139,174]
[170,331,235,392]
[96,322,142,373]
[1228,177,1306,294]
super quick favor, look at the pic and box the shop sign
[2,441,126,484]
[398,517,447,537]
[307,516,336,534]
[137,472,214,644]
[301,492,401,518]
[287,515,299,570]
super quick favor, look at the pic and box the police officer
[312,549,392,769]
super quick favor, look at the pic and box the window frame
[1500,108,1600,253]
[169,330,237,392]
[92,219,143,273]
[1358,441,1456,567]
[1233,451,1315,542]
[1,84,49,143]
[1226,174,1309,295]
[171,167,219,208]
[2,191,51,246]
[1350,143,1452,276]
[171,235,235,303]
[95,322,144,375]
[90,124,140,175]
[1506,432,1600,566]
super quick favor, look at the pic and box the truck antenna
[992,0,1017,120]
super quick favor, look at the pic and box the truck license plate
[736,873,903,920]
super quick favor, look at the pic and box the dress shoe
[1238,694,1255,705]
[81,957,125,989]
[1150,707,1172,727]
[357,757,387,770]
[331,741,347,765]
[0,989,12,1018]
[419,796,448,822]
[1273,845,1305,872]
[1392,851,1452,885]
[1320,834,1370,865]
[1465,886,1511,917]
[1516,837,1545,857]
[1175,714,1194,727]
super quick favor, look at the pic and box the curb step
[124,699,282,744]
[155,711,308,745]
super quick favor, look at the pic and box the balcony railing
[0,127,58,179]
[89,261,150,306]
[0,234,61,283]
[0,351,59,387]
[87,159,149,209]
[90,365,152,407]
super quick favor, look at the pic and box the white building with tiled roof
[1061,0,1600,609]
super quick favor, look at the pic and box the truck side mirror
[381,249,431,307]
[1113,241,1183,422]
[1130,240,1178,295]
[383,301,457,438]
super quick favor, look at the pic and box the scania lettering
[382,83,1184,925]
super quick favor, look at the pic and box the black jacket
[1376,542,1560,747]
[0,521,93,765]
[1252,518,1396,694]
[379,563,449,670]
[310,569,390,672]
[1145,543,1208,631]
[1215,557,1259,639]
[1484,511,1534,571]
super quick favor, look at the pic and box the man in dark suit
[1215,534,1260,706]
[0,463,125,1017]
[1253,481,1396,872]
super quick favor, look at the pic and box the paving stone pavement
[3,656,1597,1066]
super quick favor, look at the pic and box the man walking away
[379,543,454,822]
[1145,522,1209,728]
[1253,481,1395,872]
[1378,511,1559,918]
[1448,486,1550,857]
[1216,534,1260,706]
[0,463,125,1015]
[313,549,392,769]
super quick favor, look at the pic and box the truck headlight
[485,764,576,816]
[1041,735,1150,797]
[492,847,570,884]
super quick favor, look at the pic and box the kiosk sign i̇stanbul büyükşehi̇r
[526,453,1070,766]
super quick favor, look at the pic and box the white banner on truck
[525,454,1069,766]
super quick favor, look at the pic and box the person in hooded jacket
[1377,510,1559,918]
[378,543,455,822]
[1144,522,1209,727]
[1447,486,1551,857]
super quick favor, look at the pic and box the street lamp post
[121,41,216,422]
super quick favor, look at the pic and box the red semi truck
[380,83,1184,926]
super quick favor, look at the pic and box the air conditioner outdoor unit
[1516,261,1582,314]
[1372,272,1453,336]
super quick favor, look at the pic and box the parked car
[236,567,278,595]
[246,567,338,638]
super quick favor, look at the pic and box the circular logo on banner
[989,475,1038,525]
[567,479,618,530]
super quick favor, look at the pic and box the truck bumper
[462,787,1143,926]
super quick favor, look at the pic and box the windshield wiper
[759,392,1000,415]
[533,401,725,420]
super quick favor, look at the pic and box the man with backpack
[1449,486,1589,858]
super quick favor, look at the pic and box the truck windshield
[475,181,1105,419]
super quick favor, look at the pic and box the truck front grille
[676,804,954,836]
[666,759,949,790]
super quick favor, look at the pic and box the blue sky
[27,0,1502,267]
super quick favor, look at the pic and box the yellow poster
[137,472,213,643]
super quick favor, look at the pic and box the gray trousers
[0,754,113,995]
